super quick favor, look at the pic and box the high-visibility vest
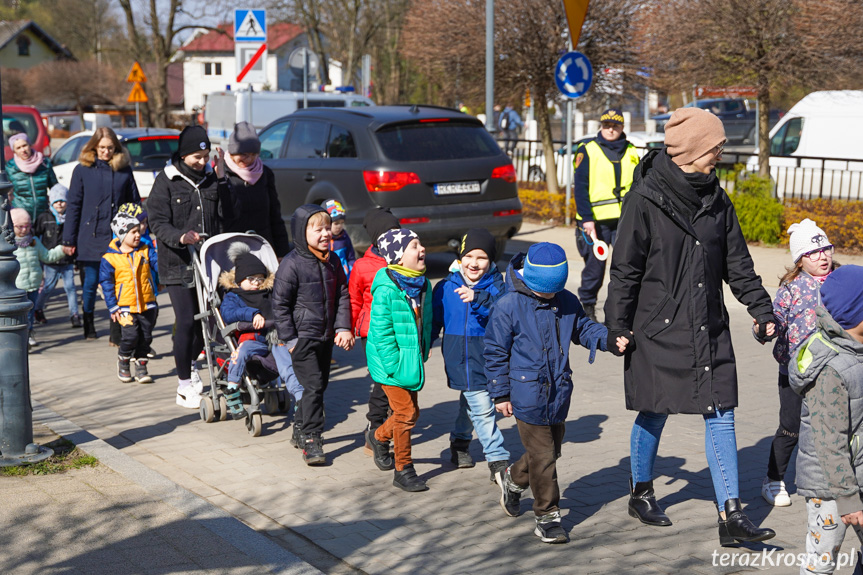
[574,139,640,221]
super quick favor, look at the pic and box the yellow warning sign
[127,82,148,103]
[126,62,147,83]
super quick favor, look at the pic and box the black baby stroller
[188,232,291,436]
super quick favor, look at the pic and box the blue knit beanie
[821,265,863,330]
[522,242,568,294]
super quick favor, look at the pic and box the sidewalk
[19,222,863,575]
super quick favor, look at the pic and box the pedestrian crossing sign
[235,9,266,42]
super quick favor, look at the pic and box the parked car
[257,105,522,254]
[652,98,782,145]
[51,128,180,199]
[3,105,51,161]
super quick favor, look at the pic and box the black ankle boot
[718,498,776,547]
[83,312,98,340]
[628,478,672,526]
[393,464,428,492]
[450,438,475,468]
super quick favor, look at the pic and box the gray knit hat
[228,121,261,155]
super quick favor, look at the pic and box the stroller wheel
[200,395,215,424]
[218,395,228,421]
[277,390,291,414]
[263,390,278,415]
[246,412,262,437]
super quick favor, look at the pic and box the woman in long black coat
[605,107,777,547]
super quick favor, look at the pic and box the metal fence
[503,138,863,202]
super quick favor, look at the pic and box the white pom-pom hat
[788,219,832,263]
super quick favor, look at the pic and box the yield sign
[127,82,148,103]
[126,61,147,83]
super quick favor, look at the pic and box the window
[204,62,221,76]
[259,121,291,159]
[326,125,356,158]
[125,137,179,170]
[16,36,30,56]
[3,113,39,147]
[376,122,500,162]
[724,100,744,114]
[52,138,85,166]
[285,120,328,159]
[770,117,803,156]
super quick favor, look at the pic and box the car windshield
[375,122,500,162]
[3,113,39,147]
[125,136,179,170]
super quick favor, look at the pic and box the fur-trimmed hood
[78,147,131,171]
[218,268,275,290]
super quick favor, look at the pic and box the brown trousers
[511,419,566,516]
[375,385,419,471]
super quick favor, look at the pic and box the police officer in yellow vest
[573,108,640,321]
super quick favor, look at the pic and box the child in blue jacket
[324,199,355,280]
[485,242,628,544]
[432,228,509,480]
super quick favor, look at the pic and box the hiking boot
[450,438,475,468]
[134,359,153,383]
[224,385,245,420]
[367,427,394,470]
[117,357,134,383]
[496,465,524,517]
[34,310,47,324]
[393,464,428,492]
[583,304,597,322]
[488,460,508,483]
[534,512,568,544]
[70,314,82,328]
[302,433,326,465]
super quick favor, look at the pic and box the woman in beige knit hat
[604,107,779,546]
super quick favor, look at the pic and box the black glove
[607,329,635,357]
[755,314,778,343]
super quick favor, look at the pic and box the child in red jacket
[348,207,400,464]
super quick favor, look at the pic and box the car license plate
[434,181,481,195]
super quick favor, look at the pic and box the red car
[3,105,51,163]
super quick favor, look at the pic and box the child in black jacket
[33,183,80,327]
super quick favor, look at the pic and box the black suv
[258,105,522,253]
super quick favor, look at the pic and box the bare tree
[0,67,30,105]
[27,60,124,127]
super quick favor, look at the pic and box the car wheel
[527,166,545,182]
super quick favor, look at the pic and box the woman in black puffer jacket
[147,126,234,409]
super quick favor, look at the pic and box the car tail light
[494,209,522,217]
[137,136,179,141]
[491,164,517,183]
[363,170,421,192]
[399,217,429,225]
[419,118,450,123]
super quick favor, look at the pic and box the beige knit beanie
[664,107,726,166]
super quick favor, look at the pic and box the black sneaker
[488,460,508,483]
[134,359,153,383]
[117,357,133,383]
[496,466,523,517]
[534,514,568,544]
[290,421,303,448]
[367,427,394,470]
[393,464,428,492]
[450,439,475,468]
[302,433,326,465]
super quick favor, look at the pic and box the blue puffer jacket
[484,253,608,425]
[432,262,506,391]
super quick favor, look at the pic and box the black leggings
[167,286,203,380]
[767,372,802,481]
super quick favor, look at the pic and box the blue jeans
[450,389,510,462]
[630,409,739,506]
[25,290,39,333]
[227,339,303,400]
[79,261,101,314]
[35,264,78,316]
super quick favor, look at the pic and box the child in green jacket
[365,229,433,492]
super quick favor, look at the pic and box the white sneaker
[28,335,37,348]
[761,477,791,506]
[190,366,204,394]
[176,386,201,409]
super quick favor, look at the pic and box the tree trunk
[537,102,558,194]
[757,81,770,178]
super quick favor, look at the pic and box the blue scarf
[388,267,426,300]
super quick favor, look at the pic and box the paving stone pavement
[25,223,863,575]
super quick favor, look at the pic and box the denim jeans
[79,261,101,314]
[35,264,78,316]
[630,409,739,506]
[227,339,303,400]
[25,290,39,333]
[450,390,510,462]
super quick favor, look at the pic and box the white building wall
[183,53,279,114]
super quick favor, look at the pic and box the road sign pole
[136,102,139,128]
[565,99,574,225]
[303,49,308,109]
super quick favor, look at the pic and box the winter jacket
[34,210,73,265]
[7,156,58,221]
[99,238,158,314]
[272,204,351,346]
[604,150,773,415]
[349,245,387,338]
[147,162,233,286]
[771,271,826,373]
[225,166,290,257]
[484,254,608,426]
[331,230,356,280]
[218,269,275,345]
[431,263,506,391]
[790,308,863,515]
[14,239,66,292]
[62,149,139,263]
[365,267,432,391]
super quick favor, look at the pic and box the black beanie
[363,207,400,244]
[234,252,268,283]
[178,125,210,158]
[459,228,497,261]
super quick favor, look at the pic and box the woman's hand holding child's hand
[335,331,354,351]
[454,286,474,303]
[616,336,630,354]
[495,401,513,417]
[252,313,265,330]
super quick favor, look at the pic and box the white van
[204,90,374,146]
[747,90,863,199]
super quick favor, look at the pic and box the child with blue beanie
[485,241,630,543]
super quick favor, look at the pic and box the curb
[32,401,322,575]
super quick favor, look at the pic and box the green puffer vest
[14,238,65,292]
[365,268,432,391]
[7,157,58,221]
